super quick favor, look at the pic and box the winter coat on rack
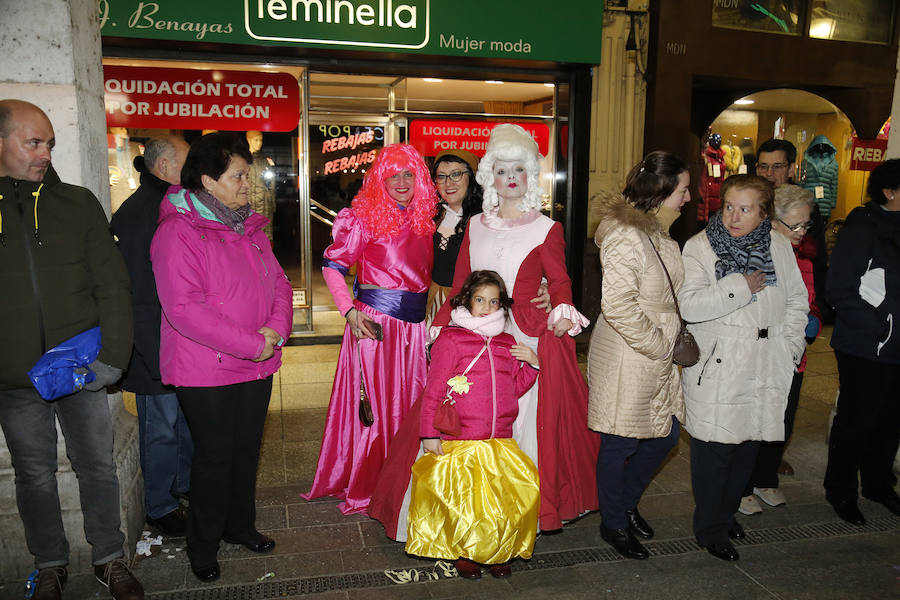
[801,135,839,221]
[699,145,726,222]
[721,144,745,177]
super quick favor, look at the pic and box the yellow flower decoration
[447,375,471,395]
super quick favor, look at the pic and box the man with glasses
[756,138,797,186]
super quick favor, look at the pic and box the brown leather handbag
[647,235,700,367]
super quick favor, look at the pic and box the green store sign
[99,1,603,63]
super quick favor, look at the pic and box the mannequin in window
[246,131,276,242]
[699,133,726,224]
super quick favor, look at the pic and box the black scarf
[705,212,777,285]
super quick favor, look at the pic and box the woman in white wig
[432,123,600,531]
[371,125,598,539]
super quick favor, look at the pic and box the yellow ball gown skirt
[405,438,540,564]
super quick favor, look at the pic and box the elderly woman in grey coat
[679,175,807,562]
[588,151,690,560]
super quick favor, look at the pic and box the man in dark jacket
[111,137,192,537]
[824,158,900,525]
[0,99,142,599]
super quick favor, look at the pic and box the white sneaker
[739,495,763,515]
[753,487,787,507]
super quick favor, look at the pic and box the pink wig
[351,144,438,238]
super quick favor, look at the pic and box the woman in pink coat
[151,133,293,583]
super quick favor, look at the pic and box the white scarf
[449,306,506,337]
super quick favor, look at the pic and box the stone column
[0,0,142,582]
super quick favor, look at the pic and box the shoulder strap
[646,234,684,322]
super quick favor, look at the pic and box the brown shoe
[488,562,512,578]
[453,558,482,579]
[31,567,67,600]
[777,460,794,476]
[94,558,144,600]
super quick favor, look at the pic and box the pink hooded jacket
[420,326,538,440]
[150,186,293,387]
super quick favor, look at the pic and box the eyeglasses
[757,162,788,173]
[777,217,813,232]
[434,170,467,184]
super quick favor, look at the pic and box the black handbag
[647,235,700,367]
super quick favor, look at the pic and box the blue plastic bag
[28,327,102,401]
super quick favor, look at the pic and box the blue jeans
[596,417,681,530]
[136,392,193,519]
[0,387,125,568]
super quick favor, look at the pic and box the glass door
[302,72,564,335]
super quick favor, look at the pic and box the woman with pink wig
[302,144,437,514]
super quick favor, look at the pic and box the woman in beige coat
[679,175,808,563]
[587,151,690,560]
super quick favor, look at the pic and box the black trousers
[596,417,681,529]
[691,438,760,546]
[177,377,272,568]
[824,352,900,502]
[745,371,804,493]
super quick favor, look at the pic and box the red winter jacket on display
[700,146,726,222]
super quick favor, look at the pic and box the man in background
[111,136,193,537]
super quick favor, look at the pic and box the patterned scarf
[705,212,777,285]
[194,189,253,235]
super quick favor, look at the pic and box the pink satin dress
[302,208,433,514]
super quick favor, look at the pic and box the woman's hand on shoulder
[510,344,539,368]
[531,281,552,313]
[422,438,444,455]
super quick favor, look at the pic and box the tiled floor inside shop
[1,328,898,599]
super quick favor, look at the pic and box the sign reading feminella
[409,120,550,157]
[98,1,603,63]
[103,66,300,131]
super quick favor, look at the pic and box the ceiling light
[423,78,442,83]
[734,99,754,105]
[544,83,555,88]
[485,80,504,84]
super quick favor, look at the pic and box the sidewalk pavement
[1,330,898,599]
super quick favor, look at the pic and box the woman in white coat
[679,175,807,562]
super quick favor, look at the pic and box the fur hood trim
[593,193,662,245]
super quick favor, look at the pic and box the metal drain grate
[148,516,900,599]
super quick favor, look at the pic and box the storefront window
[102,58,311,333]
[712,1,805,35]
[809,0,895,44]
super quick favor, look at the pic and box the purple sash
[357,287,426,323]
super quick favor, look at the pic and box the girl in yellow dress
[406,270,540,579]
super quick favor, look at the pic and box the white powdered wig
[476,123,543,214]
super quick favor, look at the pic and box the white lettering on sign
[258,0,417,28]
[853,146,884,162]
[126,2,233,40]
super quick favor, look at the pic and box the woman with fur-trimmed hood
[587,151,689,560]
